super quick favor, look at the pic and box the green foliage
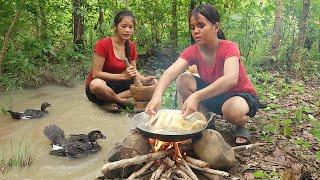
[0,0,319,90]
[253,170,269,179]
[0,138,33,174]
[161,83,177,109]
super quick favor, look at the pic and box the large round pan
[131,109,214,142]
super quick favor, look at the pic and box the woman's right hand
[124,66,138,79]
[145,95,162,115]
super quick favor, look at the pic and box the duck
[7,102,53,120]
[43,124,107,158]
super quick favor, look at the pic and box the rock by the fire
[192,129,235,170]
[103,129,151,179]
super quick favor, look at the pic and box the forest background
[0,0,319,91]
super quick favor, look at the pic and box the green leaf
[281,119,292,126]
[254,170,268,178]
[283,127,292,137]
[316,151,320,160]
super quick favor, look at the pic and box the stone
[104,129,152,179]
[192,129,235,170]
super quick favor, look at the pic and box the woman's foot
[234,126,252,145]
[101,103,121,113]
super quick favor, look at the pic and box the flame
[149,138,187,158]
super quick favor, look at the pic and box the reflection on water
[0,84,133,179]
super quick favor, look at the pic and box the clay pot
[130,84,156,101]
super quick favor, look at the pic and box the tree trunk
[38,0,48,40]
[72,0,85,52]
[269,0,283,57]
[0,1,25,75]
[189,0,196,44]
[96,0,104,38]
[292,0,310,62]
[170,0,178,53]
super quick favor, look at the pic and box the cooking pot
[131,109,214,142]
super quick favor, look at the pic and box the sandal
[100,103,122,113]
[233,126,252,146]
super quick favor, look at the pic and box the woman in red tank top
[145,4,259,145]
[85,10,155,110]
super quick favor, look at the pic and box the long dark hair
[189,4,226,40]
[113,10,136,60]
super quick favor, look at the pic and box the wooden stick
[172,175,185,180]
[177,158,198,180]
[232,143,268,151]
[187,162,229,177]
[127,161,154,180]
[185,156,209,168]
[160,167,174,180]
[101,150,172,175]
[174,169,192,180]
[179,165,198,180]
[150,162,166,180]
[124,58,142,86]
[200,171,223,180]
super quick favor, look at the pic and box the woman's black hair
[189,4,226,40]
[113,10,136,61]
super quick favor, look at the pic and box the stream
[0,84,133,179]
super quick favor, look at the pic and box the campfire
[100,136,230,180]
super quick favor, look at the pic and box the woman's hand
[181,93,200,116]
[124,66,138,80]
[145,95,162,115]
[140,76,157,85]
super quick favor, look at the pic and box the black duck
[43,124,107,158]
[7,102,53,120]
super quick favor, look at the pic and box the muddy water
[0,84,134,179]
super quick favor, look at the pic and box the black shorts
[194,76,259,117]
[85,79,134,105]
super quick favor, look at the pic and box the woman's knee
[89,79,106,93]
[176,73,196,93]
[222,97,249,123]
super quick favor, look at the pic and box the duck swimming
[43,124,107,158]
[7,102,53,120]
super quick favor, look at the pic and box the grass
[0,138,33,174]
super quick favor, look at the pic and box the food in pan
[148,110,207,132]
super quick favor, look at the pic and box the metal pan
[131,109,214,142]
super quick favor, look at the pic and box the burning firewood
[127,161,154,180]
[177,157,199,180]
[150,162,166,180]
[101,150,173,175]
[185,155,209,168]
[187,162,230,177]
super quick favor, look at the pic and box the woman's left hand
[181,93,200,116]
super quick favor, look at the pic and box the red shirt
[180,40,257,95]
[85,37,138,85]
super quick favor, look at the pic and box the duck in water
[7,102,53,120]
[43,124,107,158]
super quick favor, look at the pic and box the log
[127,161,154,180]
[232,143,268,151]
[173,175,185,180]
[199,172,225,180]
[102,150,173,175]
[160,167,174,180]
[150,162,166,180]
[174,169,192,180]
[104,129,152,178]
[179,165,198,180]
[177,158,198,180]
[185,156,209,168]
[187,162,229,177]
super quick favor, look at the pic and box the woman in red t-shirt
[85,10,155,111]
[145,4,259,145]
